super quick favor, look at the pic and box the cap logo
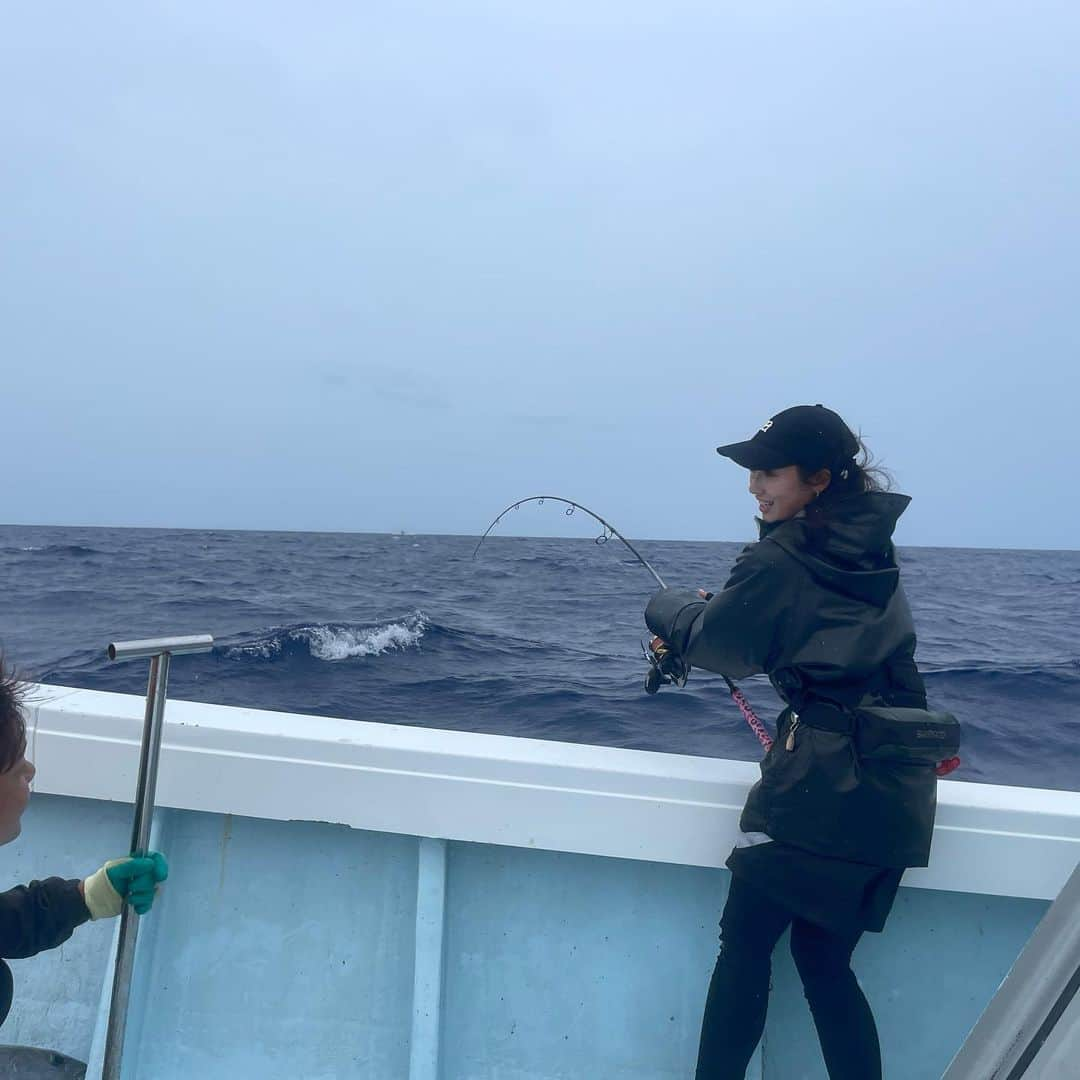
[759,420,774,433]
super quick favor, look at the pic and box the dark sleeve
[0,878,91,959]
[884,644,928,708]
[644,540,795,679]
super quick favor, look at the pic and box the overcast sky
[2,3,1077,549]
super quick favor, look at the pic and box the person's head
[0,657,34,845]
[715,404,890,523]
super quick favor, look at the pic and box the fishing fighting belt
[793,701,962,767]
[744,700,963,869]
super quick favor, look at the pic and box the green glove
[83,852,169,919]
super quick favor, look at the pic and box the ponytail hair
[800,435,893,504]
[0,655,27,774]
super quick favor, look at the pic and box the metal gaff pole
[101,634,213,1080]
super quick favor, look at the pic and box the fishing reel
[643,636,690,694]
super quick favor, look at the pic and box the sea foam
[307,614,428,661]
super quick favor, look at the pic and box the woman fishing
[644,404,953,1080]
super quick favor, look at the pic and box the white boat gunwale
[25,682,1080,902]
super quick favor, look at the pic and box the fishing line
[473,495,774,751]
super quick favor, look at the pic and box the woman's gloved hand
[645,636,691,693]
[648,636,673,663]
[82,852,169,919]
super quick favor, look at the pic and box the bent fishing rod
[473,495,774,751]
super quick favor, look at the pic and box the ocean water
[2,524,1078,793]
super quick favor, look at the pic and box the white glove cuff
[83,860,124,920]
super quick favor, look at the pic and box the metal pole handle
[107,635,214,662]
[100,633,213,1080]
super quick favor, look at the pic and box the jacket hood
[760,491,911,608]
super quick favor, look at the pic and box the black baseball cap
[716,405,859,472]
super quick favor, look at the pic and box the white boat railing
[25,682,1080,902]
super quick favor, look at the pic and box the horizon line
[2,519,1076,556]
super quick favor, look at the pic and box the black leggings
[695,874,881,1080]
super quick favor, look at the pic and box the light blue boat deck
[6,685,1076,1078]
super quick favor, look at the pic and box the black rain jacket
[645,491,942,868]
[0,878,89,1025]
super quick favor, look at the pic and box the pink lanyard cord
[723,677,774,752]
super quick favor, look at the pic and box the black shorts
[726,840,904,935]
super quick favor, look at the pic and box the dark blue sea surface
[2,525,1077,792]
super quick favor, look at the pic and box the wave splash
[223,613,429,663]
[4,543,103,557]
[308,616,428,661]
